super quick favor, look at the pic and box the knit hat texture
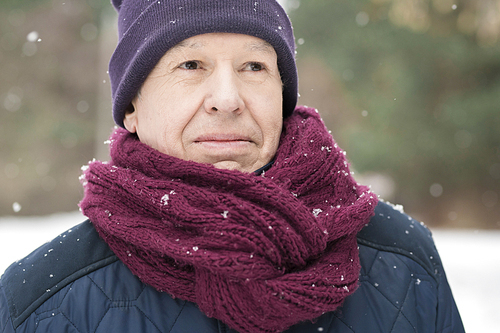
[109,0,298,127]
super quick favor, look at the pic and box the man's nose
[203,66,244,114]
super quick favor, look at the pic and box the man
[0,1,464,332]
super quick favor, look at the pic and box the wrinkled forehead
[169,34,276,56]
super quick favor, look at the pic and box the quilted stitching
[0,202,464,333]
[3,246,442,333]
[388,277,416,332]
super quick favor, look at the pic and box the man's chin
[212,160,251,173]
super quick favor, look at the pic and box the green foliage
[0,0,108,10]
[1,0,498,226]
[290,0,500,226]
[0,0,48,9]
[0,0,113,215]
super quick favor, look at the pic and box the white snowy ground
[0,212,499,332]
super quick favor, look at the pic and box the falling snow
[161,190,175,206]
[161,194,170,205]
[12,202,22,213]
[312,208,323,217]
[26,31,39,42]
[0,213,498,332]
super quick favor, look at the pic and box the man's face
[123,33,283,173]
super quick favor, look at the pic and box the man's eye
[246,62,264,71]
[179,61,200,70]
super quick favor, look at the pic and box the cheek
[267,118,283,146]
[260,88,283,142]
[134,72,205,158]
[255,105,283,151]
[155,110,202,158]
[157,116,191,156]
[247,90,283,151]
[134,102,182,156]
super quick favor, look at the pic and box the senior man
[0,1,464,332]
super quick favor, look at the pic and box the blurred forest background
[0,0,499,229]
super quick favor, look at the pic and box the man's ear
[123,102,138,133]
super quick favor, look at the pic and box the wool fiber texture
[80,106,378,333]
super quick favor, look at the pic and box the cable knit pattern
[79,106,377,333]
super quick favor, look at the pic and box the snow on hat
[109,0,298,128]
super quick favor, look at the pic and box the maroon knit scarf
[80,106,377,333]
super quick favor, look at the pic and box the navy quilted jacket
[0,202,464,332]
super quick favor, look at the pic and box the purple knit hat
[109,0,298,128]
